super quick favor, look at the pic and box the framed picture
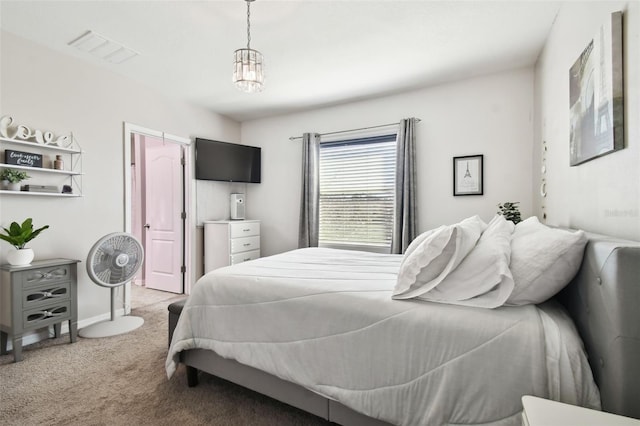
[569,11,624,166]
[453,155,483,196]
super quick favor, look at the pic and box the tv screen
[195,138,261,183]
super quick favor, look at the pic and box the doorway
[124,124,192,304]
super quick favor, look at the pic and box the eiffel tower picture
[454,155,483,196]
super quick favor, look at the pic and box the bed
[166,227,640,425]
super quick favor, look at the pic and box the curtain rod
[288,118,421,141]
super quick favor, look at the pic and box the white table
[522,396,640,426]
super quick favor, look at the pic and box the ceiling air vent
[68,30,139,64]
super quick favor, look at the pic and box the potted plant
[0,218,49,266]
[1,168,30,191]
[497,201,522,224]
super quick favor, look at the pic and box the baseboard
[5,308,125,350]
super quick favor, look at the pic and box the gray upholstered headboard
[558,232,640,419]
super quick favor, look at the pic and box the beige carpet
[0,287,326,426]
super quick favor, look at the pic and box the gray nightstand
[0,258,80,362]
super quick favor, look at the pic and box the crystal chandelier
[233,0,264,93]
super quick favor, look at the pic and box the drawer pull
[27,267,67,283]
[243,228,251,232]
[243,243,251,247]
[27,306,68,322]
[26,287,68,302]
[243,258,251,261]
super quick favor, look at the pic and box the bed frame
[557,232,640,419]
[178,232,640,424]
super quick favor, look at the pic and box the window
[319,134,397,252]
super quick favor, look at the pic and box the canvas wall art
[569,11,624,166]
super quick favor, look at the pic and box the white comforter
[166,248,600,426]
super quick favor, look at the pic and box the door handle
[144,224,150,229]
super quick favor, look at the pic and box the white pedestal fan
[79,232,145,338]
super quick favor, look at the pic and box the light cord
[246,0,251,49]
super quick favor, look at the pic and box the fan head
[87,232,144,288]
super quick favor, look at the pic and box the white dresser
[521,396,640,426]
[203,220,260,273]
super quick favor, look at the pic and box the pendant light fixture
[233,0,264,93]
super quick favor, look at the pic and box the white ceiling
[0,1,562,122]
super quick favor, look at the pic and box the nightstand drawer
[230,236,260,254]
[230,221,260,238]
[230,250,260,265]
[20,264,71,288]
[23,301,71,331]
[23,282,70,310]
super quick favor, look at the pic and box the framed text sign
[4,149,43,168]
[453,155,483,196]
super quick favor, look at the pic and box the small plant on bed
[497,201,522,224]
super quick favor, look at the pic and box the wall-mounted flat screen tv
[195,138,261,183]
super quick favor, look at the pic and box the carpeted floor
[0,287,327,425]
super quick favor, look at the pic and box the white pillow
[421,214,515,308]
[507,216,587,305]
[403,227,438,258]
[392,215,487,299]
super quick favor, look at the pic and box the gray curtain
[391,118,417,254]
[298,133,321,248]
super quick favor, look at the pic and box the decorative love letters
[0,115,71,147]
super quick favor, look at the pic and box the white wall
[534,2,640,240]
[0,31,240,322]
[243,68,535,256]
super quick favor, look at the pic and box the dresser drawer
[230,250,260,265]
[204,220,261,273]
[22,301,71,331]
[23,282,70,310]
[20,264,72,288]
[230,236,260,254]
[230,221,260,238]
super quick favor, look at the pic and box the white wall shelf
[0,163,83,176]
[0,190,82,197]
[0,136,82,154]
[1,134,83,196]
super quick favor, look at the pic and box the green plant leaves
[0,168,30,183]
[497,201,522,224]
[0,217,48,249]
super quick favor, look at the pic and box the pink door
[143,135,183,293]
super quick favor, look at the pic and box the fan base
[79,315,144,338]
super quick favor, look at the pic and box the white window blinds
[319,134,397,251]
